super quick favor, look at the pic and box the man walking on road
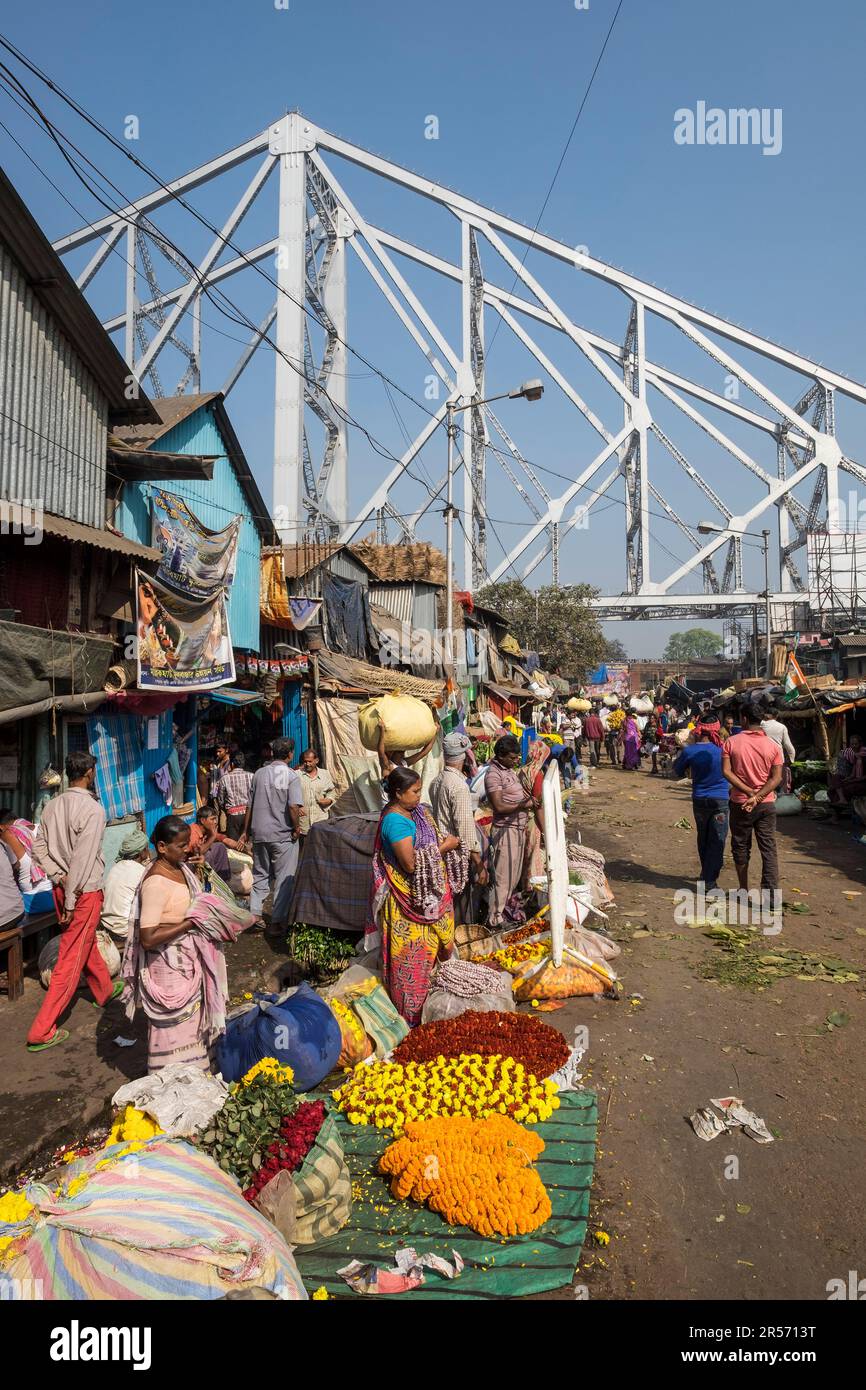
[723,704,784,907]
[583,707,604,767]
[28,751,119,1052]
[673,718,729,891]
[240,737,303,933]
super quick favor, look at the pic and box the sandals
[91,980,125,1008]
[27,1028,70,1053]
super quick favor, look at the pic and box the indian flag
[783,650,809,703]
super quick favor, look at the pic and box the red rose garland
[242,1099,326,1202]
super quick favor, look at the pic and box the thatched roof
[350,541,447,586]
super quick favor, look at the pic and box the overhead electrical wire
[0,28,729,584]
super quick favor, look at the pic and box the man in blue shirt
[674,720,729,891]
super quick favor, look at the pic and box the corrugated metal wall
[115,403,262,650]
[0,242,109,528]
[368,581,439,636]
[369,582,414,624]
[329,550,370,586]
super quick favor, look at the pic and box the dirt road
[560,762,866,1301]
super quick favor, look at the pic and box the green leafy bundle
[199,1073,298,1187]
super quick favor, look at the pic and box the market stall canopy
[485,681,540,704]
[316,649,445,702]
[206,687,265,706]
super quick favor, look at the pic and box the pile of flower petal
[379,1113,551,1237]
[392,1010,569,1078]
[332,1054,559,1132]
[472,940,549,973]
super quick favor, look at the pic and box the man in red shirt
[722,703,784,895]
[582,708,605,767]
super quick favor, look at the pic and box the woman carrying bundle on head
[367,767,462,1026]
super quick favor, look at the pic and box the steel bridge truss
[53,113,866,614]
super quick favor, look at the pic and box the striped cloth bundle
[1,1140,306,1300]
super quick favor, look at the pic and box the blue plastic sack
[215,982,341,1091]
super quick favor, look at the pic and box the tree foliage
[603,637,627,661]
[662,627,722,661]
[476,580,609,678]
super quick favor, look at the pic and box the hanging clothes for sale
[322,575,376,660]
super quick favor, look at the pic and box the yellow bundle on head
[358,692,437,754]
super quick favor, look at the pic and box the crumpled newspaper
[112,1063,229,1137]
[689,1095,774,1144]
[337,1248,464,1295]
[548,1042,586,1093]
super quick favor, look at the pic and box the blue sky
[2,0,865,655]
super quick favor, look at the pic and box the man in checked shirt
[429,731,487,924]
[214,751,254,840]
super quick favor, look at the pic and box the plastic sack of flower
[512,944,617,1002]
[253,1113,351,1248]
[421,968,515,1023]
[348,982,409,1058]
[215,982,342,1090]
[328,997,374,1068]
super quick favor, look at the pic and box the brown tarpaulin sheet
[0,620,115,717]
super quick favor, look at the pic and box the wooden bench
[0,919,23,1001]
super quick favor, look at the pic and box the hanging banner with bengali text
[135,570,235,692]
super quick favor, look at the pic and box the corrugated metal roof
[0,168,155,424]
[114,395,275,545]
[283,541,374,580]
[113,393,221,446]
[41,512,161,561]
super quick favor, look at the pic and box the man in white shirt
[101,828,151,941]
[240,737,304,931]
[761,715,795,762]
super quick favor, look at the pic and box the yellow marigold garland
[379,1114,552,1238]
[332,1053,559,1133]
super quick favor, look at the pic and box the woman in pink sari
[122,815,252,1072]
[622,715,641,771]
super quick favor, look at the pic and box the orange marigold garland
[379,1113,552,1238]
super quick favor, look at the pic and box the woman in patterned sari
[121,815,252,1071]
[367,767,462,1026]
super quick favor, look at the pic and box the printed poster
[151,490,241,600]
[136,570,235,693]
[587,662,629,699]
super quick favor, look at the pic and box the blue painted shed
[112,392,275,651]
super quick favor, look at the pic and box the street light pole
[444,400,456,666]
[444,380,543,666]
[762,528,772,678]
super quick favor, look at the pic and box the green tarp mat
[294,1089,596,1300]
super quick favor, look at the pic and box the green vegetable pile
[701,925,859,992]
[289,923,358,980]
